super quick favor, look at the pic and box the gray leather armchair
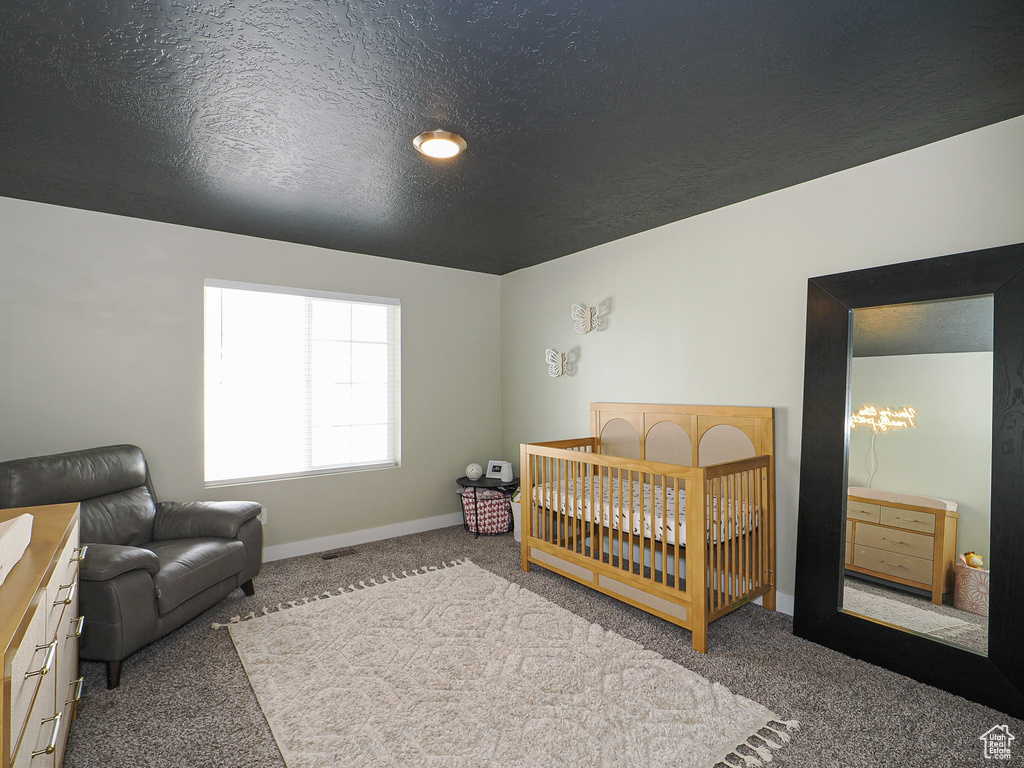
[0,444,262,688]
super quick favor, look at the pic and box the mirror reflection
[842,295,993,655]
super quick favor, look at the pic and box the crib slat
[586,459,592,560]
[709,477,716,609]
[644,475,651,583]
[747,471,753,593]
[545,455,550,544]
[717,477,725,608]
[559,456,565,548]
[757,467,764,588]
[674,477,681,591]
[568,457,574,553]
[750,467,757,588]
[626,469,634,575]
[724,479,733,606]
[721,477,727,607]
[745,468,753,593]
[661,476,668,586]
[597,462,603,560]
[619,468,627,573]
[761,466,769,588]
[734,472,742,595]
[649,476,655,584]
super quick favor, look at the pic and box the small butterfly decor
[571,303,605,334]
[545,348,575,378]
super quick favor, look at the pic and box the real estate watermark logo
[980,724,1015,761]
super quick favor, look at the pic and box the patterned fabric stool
[953,558,990,617]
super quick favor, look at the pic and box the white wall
[500,115,1024,598]
[0,200,502,548]
[849,352,992,563]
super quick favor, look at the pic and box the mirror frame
[794,242,1024,718]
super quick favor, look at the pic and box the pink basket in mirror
[953,556,990,617]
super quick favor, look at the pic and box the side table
[456,475,519,536]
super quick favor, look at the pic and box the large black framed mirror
[794,242,1024,718]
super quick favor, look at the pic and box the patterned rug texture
[842,584,981,640]
[219,560,798,768]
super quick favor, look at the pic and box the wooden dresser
[845,489,959,605]
[1,504,83,768]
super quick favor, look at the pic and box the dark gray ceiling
[853,295,994,357]
[2,1,1023,275]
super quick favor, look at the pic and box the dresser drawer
[847,500,880,523]
[13,674,57,768]
[880,505,936,534]
[55,597,83,767]
[8,604,50,761]
[1,504,80,768]
[856,524,934,560]
[45,524,81,640]
[854,544,933,585]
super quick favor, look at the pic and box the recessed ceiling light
[413,130,467,159]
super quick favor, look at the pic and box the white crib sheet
[538,477,757,547]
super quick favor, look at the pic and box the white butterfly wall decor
[571,303,605,334]
[545,348,575,378]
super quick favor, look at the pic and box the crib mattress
[538,477,758,547]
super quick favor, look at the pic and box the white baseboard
[755,590,795,616]
[262,511,464,562]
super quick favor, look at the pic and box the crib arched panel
[645,420,693,466]
[698,424,755,466]
[599,417,642,459]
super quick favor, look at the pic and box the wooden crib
[520,403,776,652]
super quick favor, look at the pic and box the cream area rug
[842,584,981,640]
[220,561,798,768]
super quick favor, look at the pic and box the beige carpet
[842,584,981,640]
[221,560,798,768]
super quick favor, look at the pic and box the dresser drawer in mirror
[856,524,933,560]
[880,506,936,534]
[847,500,880,523]
[854,545,933,585]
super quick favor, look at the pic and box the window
[204,280,400,485]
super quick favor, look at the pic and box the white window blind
[204,279,401,485]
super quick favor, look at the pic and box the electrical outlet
[258,507,268,525]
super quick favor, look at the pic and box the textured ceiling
[2,1,1024,275]
[853,296,993,357]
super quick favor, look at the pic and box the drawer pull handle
[32,711,62,757]
[71,545,88,562]
[53,581,77,607]
[26,640,58,678]
[67,676,85,704]
[69,615,85,638]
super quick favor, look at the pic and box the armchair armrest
[81,543,160,582]
[153,501,262,541]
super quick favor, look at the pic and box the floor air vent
[320,547,358,560]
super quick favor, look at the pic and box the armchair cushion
[0,444,157,546]
[147,538,246,615]
[0,443,148,508]
[83,486,157,546]
[153,500,261,540]
[81,543,160,581]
